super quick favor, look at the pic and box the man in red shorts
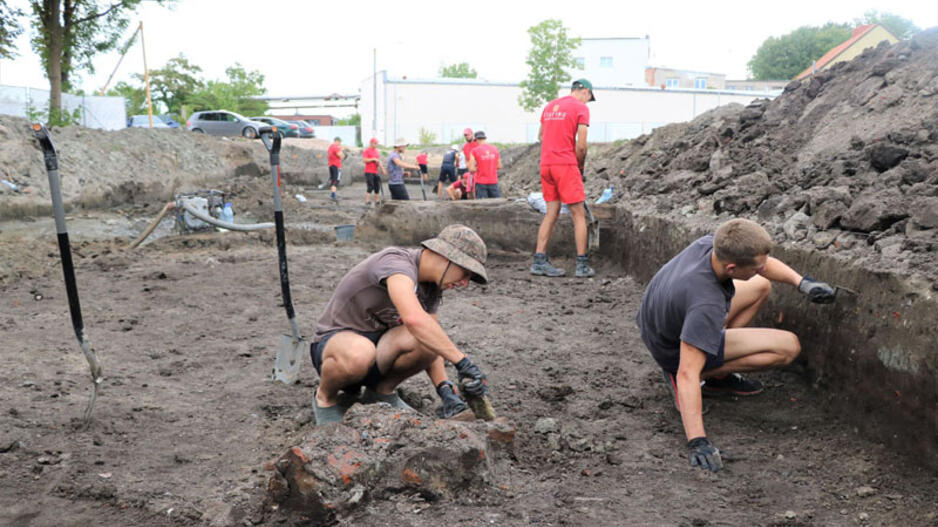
[531,78,595,278]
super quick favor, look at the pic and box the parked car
[248,116,299,138]
[158,115,181,128]
[127,115,171,128]
[187,110,266,139]
[286,120,315,138]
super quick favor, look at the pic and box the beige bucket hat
[421,224,488,284]
[393,137,409,147]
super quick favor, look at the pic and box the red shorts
[540,165,585,204]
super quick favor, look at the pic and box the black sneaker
[701,373,763,396]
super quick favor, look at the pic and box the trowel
[33,124,103,423]
[260,127,307,384]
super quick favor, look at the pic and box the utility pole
[373,48,377,141]
[140,22,154,128]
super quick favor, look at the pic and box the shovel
[418,163,427,201]
[260,127,307,384]
[583,201,600,251]
[33,124,103,423]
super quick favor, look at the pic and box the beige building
[644,67,726,90]
[795,24,899,80]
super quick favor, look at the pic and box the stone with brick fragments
[266,403,514,521]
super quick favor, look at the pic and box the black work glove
[455,357,487,396]
[798,276,836,304]
[688,437,723,472]
[435,380,468,419]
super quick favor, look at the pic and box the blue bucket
[334,224,355,241]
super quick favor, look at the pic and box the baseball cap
[421,224,488,284]
[369,137,378,144]
[449,144,459,150]
[463,128,473,136]
[474,130,486,140]
[572,78,596,101]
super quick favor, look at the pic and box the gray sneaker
[575,256,595,278]
[361,388,416,411]
[530,253,566,277]
[312,394,347,425]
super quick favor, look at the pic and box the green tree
[138,54,203,119]
[518,19,581,112]
[0,1,23,58]
[855,10,920,39]
[439,62,477,78]
[747,23,852,80]
[186,63,267,115]
[28,0,175,124]
[107,80,146,116]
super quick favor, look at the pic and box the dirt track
[1,182,937,526]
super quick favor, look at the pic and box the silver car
[187,110,266,139]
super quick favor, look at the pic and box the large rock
[912,197,938,229]
[867,143,909,172]
[266,404,514,521]
[840,190,908,232]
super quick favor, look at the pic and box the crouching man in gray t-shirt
[636,218,836,472]
[310,224,490,425]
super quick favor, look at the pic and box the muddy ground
[2,181,937,526]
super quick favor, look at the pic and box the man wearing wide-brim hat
[310,224,490,424]
[386,137,420,200]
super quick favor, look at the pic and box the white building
[359,72,777,146]
[568,37,650,87]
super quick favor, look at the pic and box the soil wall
[357,199,938,468]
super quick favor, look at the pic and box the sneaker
[312,393,347,425]
[361,388,416,411]
[701,373,764,396]
[530,253,566,277]
[575,255,595,278]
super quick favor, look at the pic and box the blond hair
[713,219,773,266]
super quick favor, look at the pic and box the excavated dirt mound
[501,28,938,286]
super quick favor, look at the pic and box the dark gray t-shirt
[315,247,440,339]
[635,235,735,373]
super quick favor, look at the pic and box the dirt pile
[502,28,938,285]
[267,404,514,522]
[0,116,361,219]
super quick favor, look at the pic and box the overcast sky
[2,0,936,117]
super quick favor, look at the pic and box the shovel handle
[260,126,296,321]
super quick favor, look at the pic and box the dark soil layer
[2,184,937,525]
[502,29,938,287]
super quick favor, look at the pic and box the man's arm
[537,124,543,142]
[759,256,802,287]
[386,274,464,364]
[575,124,588,174]
[392,157,419,170]
[468,153,477,173]
[676,340,708,440]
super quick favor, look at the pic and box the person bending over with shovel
[636,218,836,472]
[311,224,490,424]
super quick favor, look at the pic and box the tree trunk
[39,0,64,118]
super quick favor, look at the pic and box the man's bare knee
[778,332,801,365]
[757,276,772,299]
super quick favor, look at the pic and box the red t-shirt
[450,179,469,198]
[362,147,380,174]
[327,143,342,168]
[539,95,589,166]
[471,143,500,185]
[416,153,428,165]
[462,140,477,170]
